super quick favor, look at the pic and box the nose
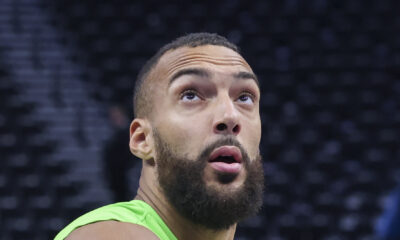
[213,95,241,136]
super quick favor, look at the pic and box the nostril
[216,123,227,131]
[233,125,240,133]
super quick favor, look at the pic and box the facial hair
[153,130,264,230]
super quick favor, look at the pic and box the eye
[180,89,201,102]
[237,92,255,104]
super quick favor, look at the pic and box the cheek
[242,117,261,158]
[155,113,209,158]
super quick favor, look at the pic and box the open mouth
[210,156,238,164]
[208,146,242,174]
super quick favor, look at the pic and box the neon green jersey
[54,200,177,240]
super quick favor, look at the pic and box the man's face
[148,45,264,229]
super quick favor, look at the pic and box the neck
[135,167,237,240]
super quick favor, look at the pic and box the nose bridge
[218,91,235,117]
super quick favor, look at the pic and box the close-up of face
[146,45,264,229]
[150,44,262,176]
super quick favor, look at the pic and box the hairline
[143,43,242,88]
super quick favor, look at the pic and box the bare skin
[65,221,160,240]
[66,45,261,240]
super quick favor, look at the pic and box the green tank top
[54,200,177,240]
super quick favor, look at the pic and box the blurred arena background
[0,0,399,239]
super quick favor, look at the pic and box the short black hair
[133,32,240,118]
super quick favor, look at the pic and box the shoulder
[65,221,160,240]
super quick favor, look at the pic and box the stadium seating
[0,0,399,239]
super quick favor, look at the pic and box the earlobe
[129,119,154,161]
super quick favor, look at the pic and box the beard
[153,129,264,230]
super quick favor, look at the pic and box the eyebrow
[169,68,210,86]
[234,71,259,87]
[168,67,259,88]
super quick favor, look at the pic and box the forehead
[153,45,254,81]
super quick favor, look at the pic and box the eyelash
[238,91,256,101]
[180,89,201,100]
[179,89,256,103]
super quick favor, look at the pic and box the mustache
[198,137,251,166]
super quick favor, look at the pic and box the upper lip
[209,146,242,163]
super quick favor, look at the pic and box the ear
[129,118,154,161]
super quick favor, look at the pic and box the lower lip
[209,162,242,174]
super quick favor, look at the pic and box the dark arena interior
[0,0,400,239]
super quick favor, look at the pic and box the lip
[209,145,242,163]
[208,162,242,174]
[208,146,243,174]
